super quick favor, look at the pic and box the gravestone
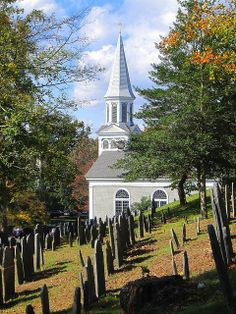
[171,228,180,249]
[94,239,105,298]
[15,243,24,285]
[172,258,178,275]
[182,224,187,244]
[170,239,175,257]
[128,215,135,246]
[85,256,96,303]
[2,246,15,302]
[108,219,115,258]
[114,222,122,268]
[69,232,73,247]
[90,225,97,248]
[72,287,81,314]
[183,251,189,280]
[0,268,3,306]
[138,214,144,238]
[40,284,50,314]
[45,234,52,250]
[34,233,41,270]
[78,250,85,267]
[105,240,114,276]
[147,215,152,234]
[82,280,89,310]
[25,304,35,314]
[26,234,34,278]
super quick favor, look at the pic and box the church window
[115,189,130,216]
[111,103,117,123]
[102,139,109,150]
[122,103,127,122]
[152,189,168,208]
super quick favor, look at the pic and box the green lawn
[2,192,236,313]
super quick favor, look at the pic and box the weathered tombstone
[34,233,41,270]
[172,258,178,275]
[45,234,52,250]
[182,224,187,244]
[85,256,96,303]
[183,251,189,280]
[26,234,34,278]
[169,239,175,257]
[105,240,114,276]
[54,227,61,247]
[143,215,148,233]
[15,243,24,285]
[138,213,144,238]
[8,236,16,247]
[82,280,89,310]
[224,184,231,221]
[171,228,179,249]
[25,304,35,314]
[114,222,122,268]
[51,239,55,251]
[147,215,152,234]
[90,225,97,249]
[208,224,234,313]
[2,246,15,301]
[108,219,115,258]
[72,287,81,314]
[94,239,105,298]
[78,218,85,246]
[40,284,50,314]
[78,250,85,267]
[69,232,73,247]
[128,215,135,246]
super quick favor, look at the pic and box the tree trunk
[198,169,207,219]
[177,174,187,207]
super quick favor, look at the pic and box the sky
[18,0,179,135]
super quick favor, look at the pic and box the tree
[0,0,99,226]
[70,134,97,211]
[118,0,236,217]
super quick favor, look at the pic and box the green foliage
[132,196,152,213]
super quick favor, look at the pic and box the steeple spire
[104,33,135,100]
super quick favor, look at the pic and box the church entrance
[152,189,168,208]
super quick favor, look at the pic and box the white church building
[85,33,181,220]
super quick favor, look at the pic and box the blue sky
[19,0,179,135]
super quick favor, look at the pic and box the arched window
[152,189,168,208]
[115,189,130,216]
[102,139,109,150]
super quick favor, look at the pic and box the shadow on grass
[3,287,41,308]
[128,255,153,264]
[127,248,155,257]
[135,238,157,247]
[33,265,67,281]
[114,264,135,273]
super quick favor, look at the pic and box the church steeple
[104,33,135,100]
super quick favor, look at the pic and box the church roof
[97,123,141,136]
[104,33,135,100]
[85,151,126,179]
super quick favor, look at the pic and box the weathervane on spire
[118,22,122,34]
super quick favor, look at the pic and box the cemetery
[0,183,235,313]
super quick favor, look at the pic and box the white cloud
[18,0,59,13]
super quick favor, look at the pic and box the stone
[138,214,144,238]
[232,182,236,219]
[108,219,115,258]
[105,240,114,276]
[82,280,89,310]
[85,256,96,303]
[15,243,24,285]
[40,284,50,314]
[183,251,189,280]
[25,304,35,314]
[128,215,135,246]
[172,258,178,275]
[8,237,16,247]
[45,234,52,250]
[90,225,98,249]
[78,250,85,267]
[169,239,174,257]
[182,224,187,244]
[69,232,73,247]
[171,228,179,249]
[94,239,105,298]
[196,217,201,235]
[114,222,122,268]
[72,287,81,314]
[34,233,41,270]
[0,268,3,306]
[2,246,15,302]
[147,215,152,234]
[26,234,34,278]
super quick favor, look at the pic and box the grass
[1,192,236,313]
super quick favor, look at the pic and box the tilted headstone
[15,243,24,285]
[171,228,179,249]
[78,250,85,267]
[208,224,233,313]
[72,287,81,314]
[2,246,15,301]
[85,256,96,303]
[105,240,114,276]
[182,223,187,244]
[40,284,50,314]
[94,239,105,298]
[169,239,175,257]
